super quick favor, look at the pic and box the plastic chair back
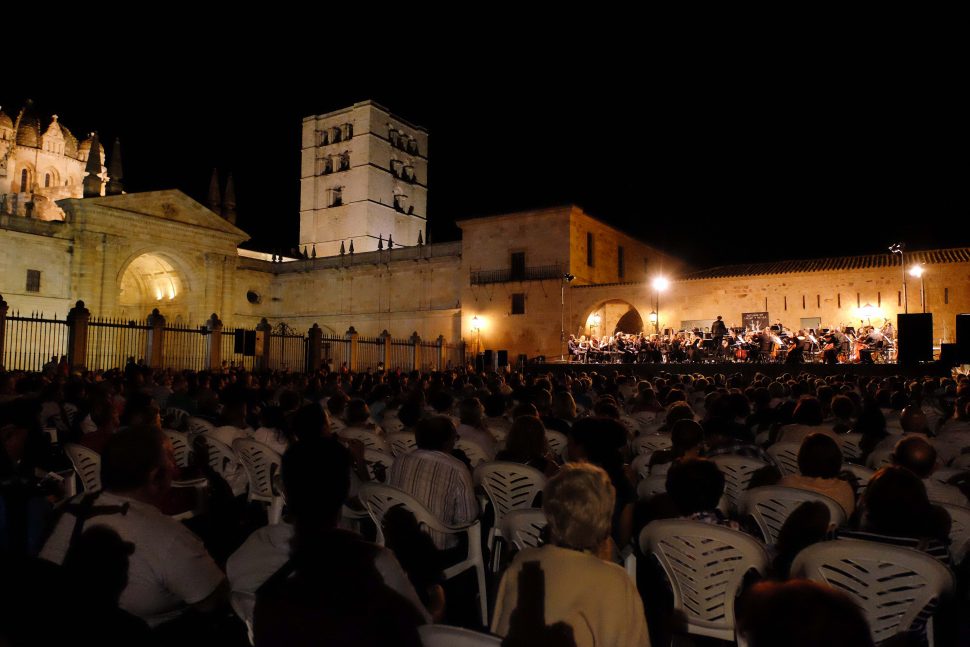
[939,502,970,564]
[65,443,101,493]
[639,519,770,641]
[766,442,801,477]
[792,539,954,645]
[633,433,672,456]
[637,474,667,500]
[336,427,390,453]
[455,438,489,467]
[418,625,502,646]
[386,432,418,457]
[838,432,863,460]
[544,430,568,460]
[363,448,394,482]
[163,429,192,468]
[841,462,874,498]
[197,432,236,479]
[740,485,846,544]
[866,446,893,469]
[474,461,545,524]
[163,407,189,431]
[500,509,547,551]
[710,454,769,511]
[186,416,216,437]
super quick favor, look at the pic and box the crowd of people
[568,316,897,365]
[1,359,969,645]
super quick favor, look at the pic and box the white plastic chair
[163,429,193,468]
[841,462,874,498]
[230,590,256,646]
[939,502,970,565]
[186,416,216,437]
[630,453,652,481]
[710,454,769,512]
[631,410,658,433]
[636,474,667,500]
[337,427,390,453]
[838,432,863,460]
[866,446,893,469]
[951,453,970,471]
[386,432,418,457]
[633,433,672,456]
[163,407,189,431]
[65,443,101,494]
[474,461,546,569]
[455,438,489,468]
[544,430,568,460]
[233,438,284,525]
[500,508,547,551]
[197,432,238,482]
[639,519,770,642]
[740,486,847,544]
[765,442,801,477]
[792,539,955,646]
[418,625,502,646]
[358,482,488,625]
[363,448,394,482]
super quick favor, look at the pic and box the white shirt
[226,522,430,624]
[456,423,498,460]
[252,427,289,456]
[40,492,225,627]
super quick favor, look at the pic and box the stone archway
[582,300,645,338]
[117,252,189,322]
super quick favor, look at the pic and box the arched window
[339,152,350,171]
[45,173,51,188]
[20,169,28,192]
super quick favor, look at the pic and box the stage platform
[533,361,952,380]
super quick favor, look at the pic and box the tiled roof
[683,248,970,281]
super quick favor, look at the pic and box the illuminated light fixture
[651,276,670,292]
[591,313,602,327]
[471,315,481,331]
[908,264,924,278]
[859,303,879,320]
[649,311,658,324]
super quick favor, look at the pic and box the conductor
[711,315,727,359]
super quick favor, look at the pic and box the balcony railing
[470,264,563,285]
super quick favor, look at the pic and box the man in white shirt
[892,435,968,506]
[40,426,225,628]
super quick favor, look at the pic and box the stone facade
[0,107,108,220]
[299,101,428,257]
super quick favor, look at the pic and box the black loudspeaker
[475,353,486,372]
[940,343,959,366]
[517,353,528,370]
[897,313,933,365]
[483,349,495,371]
[956,314,970,363]
[497,350,509,367]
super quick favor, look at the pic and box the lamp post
[890,243,907,314]
[560,273,576,361]
[651,276,670,335]
[590,312,601,336]
[471,316,481,355]
[909,264,925,313]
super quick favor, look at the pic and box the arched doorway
[583,300,644,338]
[118,253,188,321]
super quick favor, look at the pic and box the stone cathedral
[1,100,968,362]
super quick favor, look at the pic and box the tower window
[511,252,526,280]
[511,293,526,315]
[45,173,51,188]
[329,187,343,207]
[618,245,625,279]
[26,269,41,292]
[586,232,594,267]
[339,152,350,171]
[20,168,28,192]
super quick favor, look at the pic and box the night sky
[7,33,964,271]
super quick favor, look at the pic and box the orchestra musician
[822,332,841,365]
[711,315,727,359]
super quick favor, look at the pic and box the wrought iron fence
[419,339,440,371]
[2,311,69,371]
[222,326,256,372]
[163,322,208,371]
[87,316,150,371]
[390,340,413,371]
[270,334,307,373]
[444,341,466,370]
[322,334,350,371]
[357,336,383,371]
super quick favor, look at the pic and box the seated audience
[779,433,856,516]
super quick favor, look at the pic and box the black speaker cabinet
[897,313,933,364]
[482,349,495,371]
[496,350,509,367]
[956,314,970,362]
[939,343,959,366]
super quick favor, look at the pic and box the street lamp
[560,273,576,360]
[471,316,481,355]
[590,312,602,335]
[909,264,926,313]
[651,276,670,335]
[860,303,878,326]
[889,243,907,314]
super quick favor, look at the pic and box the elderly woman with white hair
[490,463,650,647]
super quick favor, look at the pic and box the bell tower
[299,100,428,257]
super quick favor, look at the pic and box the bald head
[892,435,937,478]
